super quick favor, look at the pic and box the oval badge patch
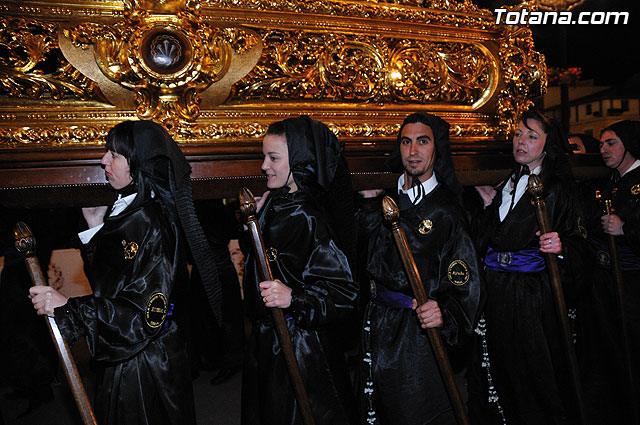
[448,260,470,286]
[145,292,168,329]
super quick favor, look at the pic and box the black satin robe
[356,184,483,425]
[241,190,358,425]
[468,161,588,425]
[54,198,195,425]
[577,167,640,424]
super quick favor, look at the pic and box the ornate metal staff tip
[238,187,257,217]
[382,196,400,223]
[526,174,544,197]
[13,221,36,254]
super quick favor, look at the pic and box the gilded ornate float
[0,0,550,206]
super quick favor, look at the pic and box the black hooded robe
[241,190,358,425]
[356,183,483,425]
[54,198,195,425]
[577,166,640,425]
[468,159,587,425]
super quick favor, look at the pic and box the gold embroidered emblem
[266,247,278,261]
[145,292,168,329]
[577,217,587,239]
[497,252,512,267]
[418,219,433,235]
[447,260,470,286]
[631,184,640,196]
[369,281,377,299]
[122,240,138,260]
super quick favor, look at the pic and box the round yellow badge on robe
[266,247,278,261]
[418,219,432,235]
[447,260,470,286]
[122,240,138,260]
[145,292,168,329]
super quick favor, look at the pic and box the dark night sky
[474,0,639,85]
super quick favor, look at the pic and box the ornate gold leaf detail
[0,17,102,101]
[496,25,546,136]
[233,31,496,106]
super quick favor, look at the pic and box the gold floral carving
[57,0,262,129]
[496,27,547,137]
[0,0,545,148]
[0,17,103,101]
[233,32,496,107]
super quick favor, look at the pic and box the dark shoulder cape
[242,190,357,425]
[54,198,195,425]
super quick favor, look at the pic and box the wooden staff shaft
[23,254,97,425]
[528,178,588,425]
[383,197,470,425]
[240,189,316,425]
[601,199,638,424]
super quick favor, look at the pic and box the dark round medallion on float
[140,28,192,75]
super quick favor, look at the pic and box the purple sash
[589,238,640,271]
[485,246,546,273]
[371,282,413,309]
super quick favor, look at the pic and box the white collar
[621,159,640,177]
[397,173,438,204]
[110,192,138,217]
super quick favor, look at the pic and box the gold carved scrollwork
[0,125,105,147]
[493,2,547,136]
[60,2,262,129]
[0,17,102,101]
[234,31,495,107]
[496,25,546,136]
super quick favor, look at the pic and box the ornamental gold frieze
[0,0,546,151]
[0,116,498,148]
[0,17,104,102]
[231,31,497,107]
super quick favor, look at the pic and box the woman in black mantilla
[241,116,358,425]
[467,109,589,425]
[29,120,222,425]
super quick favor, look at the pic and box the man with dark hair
[578,120,640,424]
[356,112,483,425]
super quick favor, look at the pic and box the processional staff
[381,196,470,425]
[13,221,98,425]
[595,189,637,424]
[238,187,316,425]
[526,175,588,425]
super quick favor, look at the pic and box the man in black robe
[356,112,483,425]
[578,120,640,424]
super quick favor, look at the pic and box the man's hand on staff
[29,286,68,317]
[412,299,442,329]
[601,214,625,236]
[260,279,292,308]
[537,231,562,255]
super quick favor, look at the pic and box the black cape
[468,157,589,425]
[577,166,640,424]
[356,183,483,425]
[241,190,358,425]
[55,198,195,425]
